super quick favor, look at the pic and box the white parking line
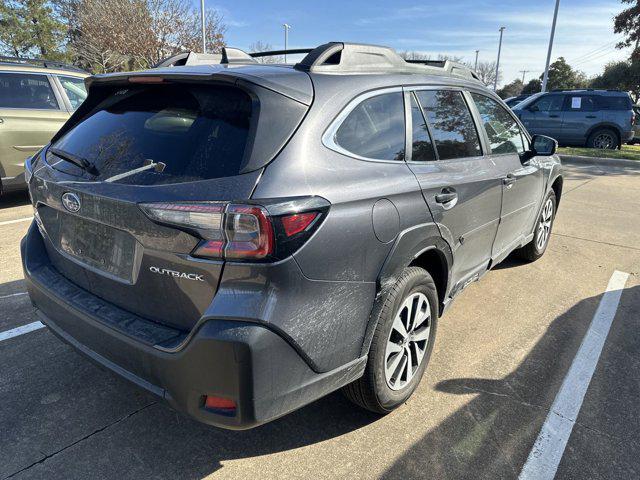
[0,217,32,226]
[0,292,28,300]
[519,270,630,480]
[0,321,45,342]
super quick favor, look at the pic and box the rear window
[0,73,59,109]
[597,95,632,111]
[334,92,405,161]
[48,84,253,184]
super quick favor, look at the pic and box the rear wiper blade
[104,159,166,183]
[48,147,98,175]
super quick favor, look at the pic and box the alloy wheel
[536,197,554,251]
[384,292,431,391]
[593,133,615,149]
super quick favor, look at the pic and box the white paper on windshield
[571,97,582,109]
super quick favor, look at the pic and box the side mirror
[528,104,539,112]
[531,134,557,156]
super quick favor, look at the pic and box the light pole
[542,0,561,92]
[520,69,529,84]
[474,50,479,70]
[200,0,206,53]
[494,26,505,91]
[283,24,291,62]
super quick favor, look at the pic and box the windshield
[48,84,253,185]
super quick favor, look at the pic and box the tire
[517,190,556,262]
[343,267,438,414]
[587,128,619,150]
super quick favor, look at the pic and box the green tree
[0,0,68,59]
[497,78,524,99]
[522,78,542,94]
[540,57,587,91]
[614,0,640,57]
[591,60,640,102]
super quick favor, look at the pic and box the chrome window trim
[322,86,406,163]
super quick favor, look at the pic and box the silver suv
[22,42,562,429]
[513,89,634,149]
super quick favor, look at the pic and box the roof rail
[0,56,86,73]
[154,43,481,82]
[249,48,314,58]
[293,42,480,81]
[155,48,258,68]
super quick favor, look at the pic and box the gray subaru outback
[21,42,562,430]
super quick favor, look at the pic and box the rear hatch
[29,68,311,332]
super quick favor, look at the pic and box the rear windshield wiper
[48,147,98,176]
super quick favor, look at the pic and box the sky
[202,0,630,87]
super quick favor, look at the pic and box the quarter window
[0,73,58,109]
[415,90,482,160]
[334,92,405,161]
[410,94,436,161]
[471,93,526,155]
[59,76,88,110]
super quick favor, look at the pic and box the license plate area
[37,205,138,283]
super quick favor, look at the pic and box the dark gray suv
[21,42,563,430]
[513,89,634,149]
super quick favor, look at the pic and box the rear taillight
[140,198,329,262]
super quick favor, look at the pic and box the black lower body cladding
[21,222,371,428]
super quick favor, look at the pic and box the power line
[573,47,618,66]
[568,41,617,64]
[519,69,530,83]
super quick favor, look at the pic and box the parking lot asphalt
[1,161,639,480]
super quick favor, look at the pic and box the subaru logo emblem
[61,192,81,213]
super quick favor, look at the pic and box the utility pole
[283,24,291,62]
[474,50,479,70]
[520,69,529,84]
[542,0,561,92]
[494,27,505,91]
[200,0,206,53]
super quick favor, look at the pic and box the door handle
[503,174,517,188]
[585,115,597,119]
[549,114,559,118]
[435,188,458,209]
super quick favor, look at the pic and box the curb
[559,155,640,169]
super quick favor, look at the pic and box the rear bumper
[21,223,366,430]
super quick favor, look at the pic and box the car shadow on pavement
[380,285,640,480]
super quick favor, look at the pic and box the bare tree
[474,60,502,87]
[69,0,226,73]
[398,50,431,61]
[249,41,283,64]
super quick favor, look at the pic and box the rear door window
[564,95,597,112]
[414,90,482,160]
[471,93,526,155]
[0,73,59,109]
[48,84,253,184]
[334,92,405,161]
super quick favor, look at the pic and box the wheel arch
[550,174,563,207]
[360,224,452,357]
[585,123,623,146]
